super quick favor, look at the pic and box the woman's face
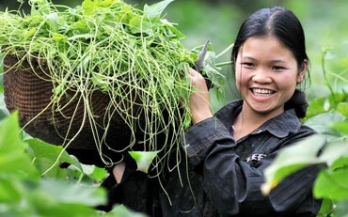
[235,35,306,117]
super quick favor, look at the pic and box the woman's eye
[241,62,254,68]
[272,66,285,70]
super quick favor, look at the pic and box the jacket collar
[215,100,302,139]
[255,109,301,138]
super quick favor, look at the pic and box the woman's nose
[251,69,272,83]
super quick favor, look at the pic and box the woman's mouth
[251,88,276,97]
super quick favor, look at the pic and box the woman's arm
[185,68,320,216]
[187,68,213,124]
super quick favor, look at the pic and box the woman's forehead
[238,36,296,61]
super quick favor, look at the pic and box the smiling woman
[232,35,307,139]
[158,6,324,217]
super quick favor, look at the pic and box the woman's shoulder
[214,99,243,121]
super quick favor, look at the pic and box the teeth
[252,88,274,95]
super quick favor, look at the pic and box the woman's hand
[113,162,126,184]
[188,68,213,124]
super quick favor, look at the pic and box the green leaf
[316,198,334,216]
[334,199,348,217]
[0,112,39,180]
[81,0,97,15]
[38,179,106,206]
[0,111,26,152]
[51,32,68,41]
[262,135,326,194]
[337,102,348,119]
[144,0,174,18]
[128,151,158,174]
[27,138,83,178]
[30,0,51,15]
[128,15,154,35]
[29,188,100,217]
[161,19,185,39]
[331,121,348,135]
[305,97,329,120]
[329,155,348,172]
[314,168,348,201]
[0,178,23,203]
[106,205,149,217]
[80,164,108,183]
[98,0,117,8]
[305,112,346,140]
[319,137,348,167]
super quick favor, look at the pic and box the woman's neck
[233,102,284,140]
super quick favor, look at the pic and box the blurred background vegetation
[0,0,347,111]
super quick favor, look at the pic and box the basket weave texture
[3,55,143,165]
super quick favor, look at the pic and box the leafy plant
[0,0,227,170]
[0,111,151,217]
[262,48,348,217]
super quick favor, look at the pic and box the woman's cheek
[235,69,247,89]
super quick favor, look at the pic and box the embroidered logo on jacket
[246,154,267,162]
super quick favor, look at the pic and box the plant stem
[321,48,337,104]
[215,43,234,59]
[215,60,233,67]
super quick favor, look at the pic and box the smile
[251,88,276,97]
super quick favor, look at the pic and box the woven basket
[3,55,151,165]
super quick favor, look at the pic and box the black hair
[231,6,308,73]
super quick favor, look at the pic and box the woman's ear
[297,59,308,83]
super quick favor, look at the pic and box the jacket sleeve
[182,117,320,216]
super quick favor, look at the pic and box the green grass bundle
[0,0,225,169]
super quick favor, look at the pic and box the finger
[188,68,199,76]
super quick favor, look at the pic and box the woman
[159,6,323,217]
[106,6,323,217]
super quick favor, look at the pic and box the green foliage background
[0,0,347,216]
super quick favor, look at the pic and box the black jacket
[102,92,323,217]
